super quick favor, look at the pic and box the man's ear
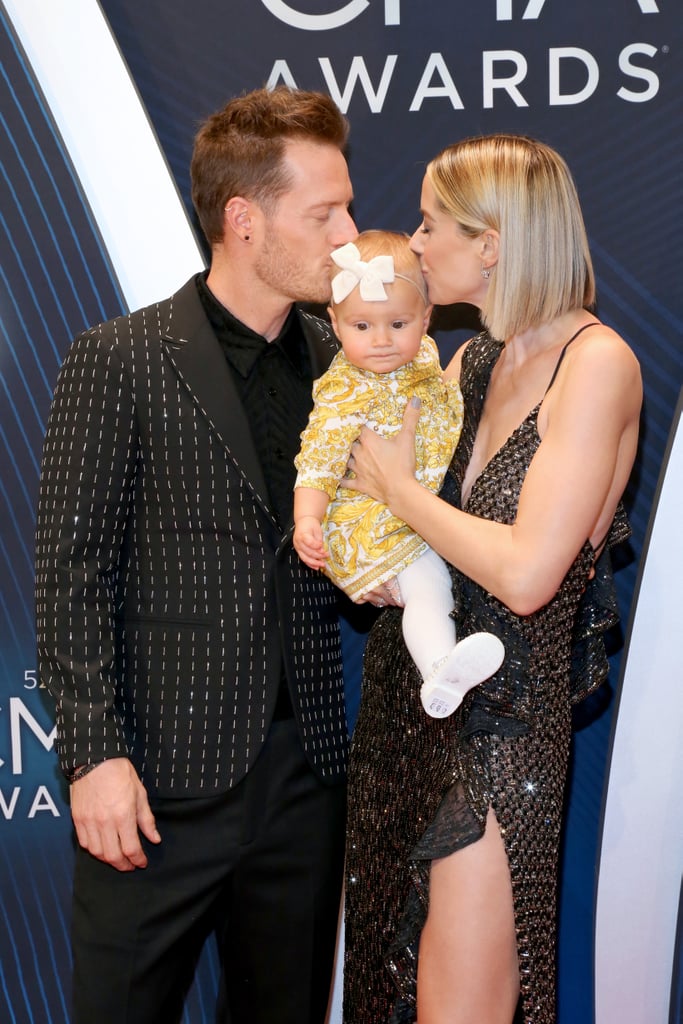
[224,197,253,241]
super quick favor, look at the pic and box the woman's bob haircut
[426,134,596,341]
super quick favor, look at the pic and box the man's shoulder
[298,307,337,347]
[80,276,201,346]
[297,307,340,379]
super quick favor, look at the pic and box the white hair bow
[331,242,395,303]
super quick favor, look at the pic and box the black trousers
[71,718,346,1024]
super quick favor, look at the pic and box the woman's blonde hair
[426,134,595,340]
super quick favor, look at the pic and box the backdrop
[1,2,681,1022]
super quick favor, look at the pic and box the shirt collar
[195,271,309,379]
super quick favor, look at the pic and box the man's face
[253,140,357,305]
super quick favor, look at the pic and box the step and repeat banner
[1,2,681,1022]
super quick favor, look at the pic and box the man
[34,86,357,1024]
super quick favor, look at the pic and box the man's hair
[331,229,428,306]
[426,134,595,340]
[191,86,350,244]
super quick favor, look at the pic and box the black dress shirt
[196,272,314,531]
[196,272,318,718]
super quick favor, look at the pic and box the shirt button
[268,387,277,396]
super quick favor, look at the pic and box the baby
[294,231,504,717]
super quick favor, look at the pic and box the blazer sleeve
[35,325,137,775]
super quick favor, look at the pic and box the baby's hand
[293,517,328,571]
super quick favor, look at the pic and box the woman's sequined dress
[343,332,629,1023]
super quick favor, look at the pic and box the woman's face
[410,175,489,309]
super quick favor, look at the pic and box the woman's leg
[417,806,519,1024]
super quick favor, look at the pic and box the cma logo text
[268,46,662,111]
[0,697,62,820]
[260,0,659,31]
[0,697,56,775]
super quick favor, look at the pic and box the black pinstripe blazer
[35,277,348,797]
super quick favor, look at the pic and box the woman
[342,135,642,1024]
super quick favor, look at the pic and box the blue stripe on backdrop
[0,8,126,645]
[0,20,124,328]
[0,476,34,642]
[0,9,126,1023]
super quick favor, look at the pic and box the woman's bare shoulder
[555,323,642,410]
[443,335,480,381]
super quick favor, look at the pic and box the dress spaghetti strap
[545,320,609,560]
[545,321,600,394]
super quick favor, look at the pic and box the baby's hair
[330,229,428,305]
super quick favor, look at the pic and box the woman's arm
[347,332,641,615]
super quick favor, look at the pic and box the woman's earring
[481,265,491,279]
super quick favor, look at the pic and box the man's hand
[70,757,161,872]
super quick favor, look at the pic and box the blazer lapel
[299,308,339,380]
[160,280,275,524]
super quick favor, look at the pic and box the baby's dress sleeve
[294,364,365,499]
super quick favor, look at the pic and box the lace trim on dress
[569,500,631,704]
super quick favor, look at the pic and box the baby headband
[330,242,427,304]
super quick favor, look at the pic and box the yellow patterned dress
[294,335,463,600]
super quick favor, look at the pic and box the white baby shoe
[420,632,505,719]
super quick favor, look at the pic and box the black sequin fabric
[344,332,629,1023]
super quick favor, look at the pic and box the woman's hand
[344,397,421,507]
[359,578,404,609]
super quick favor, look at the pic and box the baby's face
[329,277,430,374]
